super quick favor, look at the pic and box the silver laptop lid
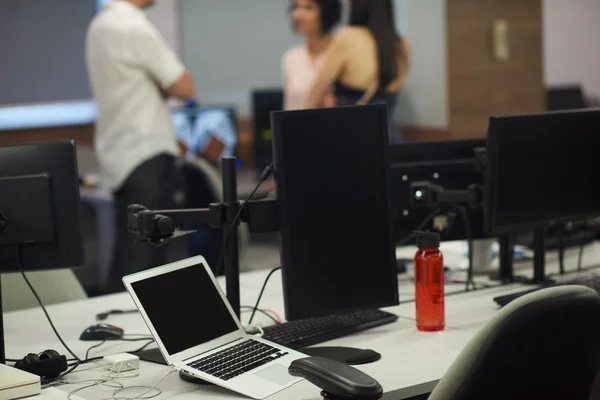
[123,256,246,362]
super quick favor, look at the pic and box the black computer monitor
[272,105,398,321]
[389,139,487,242]
[252,89,283,175]
[0,141,84,270]
[484,109,600,236]
[0,141,84,363]
[546,86,586,112]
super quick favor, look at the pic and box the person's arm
[131,25,196,100]
[304,30,349,109]
[396,37,412,91]
[166,70,195,100]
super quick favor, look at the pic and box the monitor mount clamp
[127,157,279,319]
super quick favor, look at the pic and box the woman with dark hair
[282,0,342,110]
[304,0,410,139]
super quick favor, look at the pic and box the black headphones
[14,349,68,379]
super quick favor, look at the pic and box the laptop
[122,256,305,399]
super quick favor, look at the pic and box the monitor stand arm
[127,158,280,320]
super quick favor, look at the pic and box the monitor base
[488,271,555,286]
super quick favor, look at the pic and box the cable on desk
[85,340,107,361]
[248,266,282,325]
[216,163,275,276]
[19,252,82,362]
[96,309,139,321]
[64,362,137,400]
[261,308,282,324]
[456,205,476,291]
[106,369,175,400]
[241,306,279,325]
[70,338,155,369]
[128,339,156,355]
[42,361,82,386]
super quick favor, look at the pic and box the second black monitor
[272,105,398,321]
[485,108,600,235]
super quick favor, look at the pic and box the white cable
[102,363,140,381]
[68,362,121,400]
[101,370,176,400]
[66,362,139,400]
[245,325,265,338]
[66,362,174,400]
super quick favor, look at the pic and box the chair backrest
[430,285,600,400]
[179,158,222,205]
[2,270,87,312]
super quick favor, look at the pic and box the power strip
[102,354,140,373]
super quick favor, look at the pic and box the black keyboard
[262,309,398,349]
[186,339,288,381]
[494,274,600,307]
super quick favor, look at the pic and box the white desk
[6,243,600,400]
[5,279,474,399]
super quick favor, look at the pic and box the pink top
[282,45,326,110]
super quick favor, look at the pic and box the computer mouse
[79,324,125,341]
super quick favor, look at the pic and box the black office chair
[429,285,600,400]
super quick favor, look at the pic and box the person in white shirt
[86,0,195,293]
[282,0,341,110]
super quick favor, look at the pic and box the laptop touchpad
[255,364,295,386]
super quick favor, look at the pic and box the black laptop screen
[130,263,239,355]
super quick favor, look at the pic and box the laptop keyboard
[186,339,289,381]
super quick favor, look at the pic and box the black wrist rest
[288,357,383,400]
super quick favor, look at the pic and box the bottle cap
[414,231,440,248]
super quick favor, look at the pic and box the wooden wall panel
[447,0,545,139]
[0,124,94,147]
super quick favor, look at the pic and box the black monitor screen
[252,90,283,174]
[130,263,239,355]
[485,109,600,235]
[272,105,398,321]
[0,141,84,271]
[546,86,586,112]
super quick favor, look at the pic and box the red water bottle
[414,231,445,332]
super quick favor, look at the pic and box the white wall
[146,0,181,55]
[543,0,600,100]
[394,0,448,129]
[181,0,301,116]
[177,0,448,127]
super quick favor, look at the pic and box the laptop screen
[130,263,239,355]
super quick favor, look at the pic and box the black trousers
[105,154,178,293]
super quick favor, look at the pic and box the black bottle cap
[414,231,440,248]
